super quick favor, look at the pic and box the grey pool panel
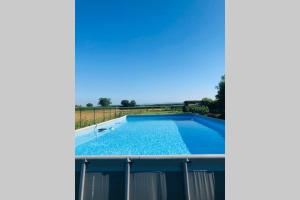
[188,171,215,200]
[214,171,225,200]
[165,172,185,200]
[83,173,109,200]
[75,171,80,200]
[130,172,167,200]
[82,172,125,200]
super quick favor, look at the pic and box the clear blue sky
[76,0,224,105]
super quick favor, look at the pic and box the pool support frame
[76,155,225,200]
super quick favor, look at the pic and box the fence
[75,106,183,129]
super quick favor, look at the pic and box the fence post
[103,108,105,121]
[93,108,95,124]
[79,108,82,128]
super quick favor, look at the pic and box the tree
[129,100,136,107]
[98,98,111,107]
[86,103,93,107]
[121,100,130,107]
[215,75,225,118]
[200,98,214,107]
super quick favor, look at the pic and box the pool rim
[75,154,225,160]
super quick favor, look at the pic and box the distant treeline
[75,104,183,111]
[75,75,225,119]
[76,98,184,109]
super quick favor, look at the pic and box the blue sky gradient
[76,0,224,105]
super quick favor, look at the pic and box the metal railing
[75,106,183,129]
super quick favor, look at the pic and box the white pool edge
[75,154,225,160]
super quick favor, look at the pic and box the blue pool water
[75,114,225,156]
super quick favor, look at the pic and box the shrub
[183,105,190,112]
[189,105,209,115]
[200,98,214,107]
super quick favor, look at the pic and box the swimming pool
[75,114,225,156]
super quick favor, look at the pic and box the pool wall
[192,115,225,137]
[75,156,225,200]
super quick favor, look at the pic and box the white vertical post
[79,159,87,200]
[183,159,191,200]
[125,158,131,200]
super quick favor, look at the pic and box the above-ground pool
[75,114,225,156]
